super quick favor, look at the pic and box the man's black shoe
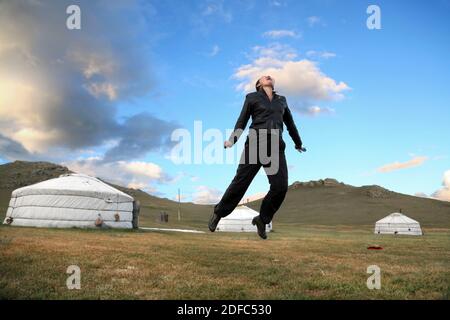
[208,212,221,232]
[252,215,267,239]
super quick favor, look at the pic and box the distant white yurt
[374,212,422,235]
[3,173,135,229]
[216,205,272,232]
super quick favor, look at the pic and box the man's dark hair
[255,78,262,91]
[255,77,275,92]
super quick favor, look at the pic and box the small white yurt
[216,205,272,233]
[374,212,422,235]
[3,173,135,229]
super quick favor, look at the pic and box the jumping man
[209,75,305,239]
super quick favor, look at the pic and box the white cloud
[307,16,324,27]
[263,30,300,39]
[269,0,285,7]
[168,171,201,184]
[201,0,232,23]
[122,161,163,180]
[377,156,429,173]
[0,1,176,161]
[190,0,233,35]
[190,175,200,182]
[298,106,335,116]
[192,185,223,204]
[63,158,171,194]
[68,50,117,80]
[85,82,118,101]
[321,52,336,59]
[250,43,298,60]
[234,43,350,102]
[127,181,150,190]
[209,44,220,57]
[0,80,60,153]
[306,50,336,59]
[431,170,450,202]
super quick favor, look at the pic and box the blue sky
[0,0,449,203]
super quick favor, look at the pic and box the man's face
[259,75,275,88]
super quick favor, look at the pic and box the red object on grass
[367,246,383,250]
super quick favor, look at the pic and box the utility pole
[177,188,181,221]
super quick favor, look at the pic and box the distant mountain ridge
[290,178,396,199]
[0,160,156,201]
[0,161,449,228]
[0,161,72,189]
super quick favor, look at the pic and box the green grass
[1,224,449,299]
[1,161,449,299]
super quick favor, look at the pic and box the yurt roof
[222,205,259,220]
[375,212,419,224]
[11,173,133,202]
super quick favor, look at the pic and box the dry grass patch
[0,225,449,299]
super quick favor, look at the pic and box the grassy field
[1,224,449,299]
[1,162,449,299]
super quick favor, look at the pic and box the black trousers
[214,130,288,224]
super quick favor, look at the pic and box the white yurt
[216,205,272,232]
[3,173,136,229]
[374,212,422,235]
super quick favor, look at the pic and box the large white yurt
[374,212,422,235]
[216,205,272,233]
[3,173,136,229]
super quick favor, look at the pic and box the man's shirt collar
[258,88,278,99]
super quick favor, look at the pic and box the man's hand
[224,140,233,149]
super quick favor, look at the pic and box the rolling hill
[0,161,449,229]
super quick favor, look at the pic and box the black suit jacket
[227,89,303,149]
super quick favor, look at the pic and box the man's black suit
[214,88,303,224]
